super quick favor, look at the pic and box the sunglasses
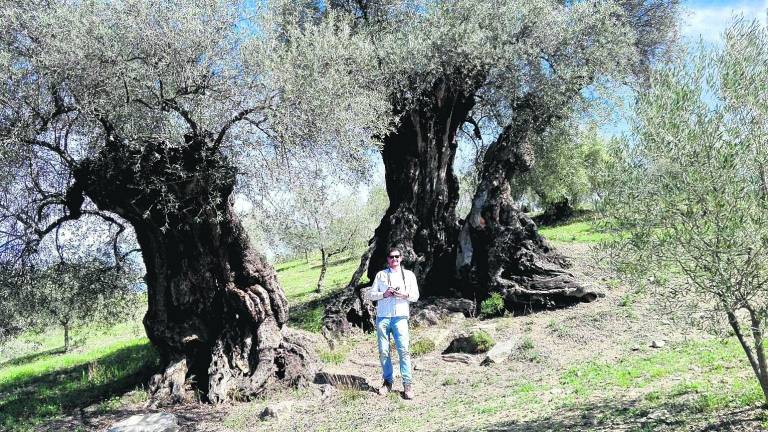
[387,255,401,259]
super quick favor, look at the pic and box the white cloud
[682,1,767,43]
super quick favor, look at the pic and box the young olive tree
[259,169,388,292]
[21,259,140,352]
[327,0,679,307]
[0,1,390,403]
[1,216,142,352]
[511,122,616,223]
[601,19,768,402]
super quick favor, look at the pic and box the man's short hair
[387,247,401,255]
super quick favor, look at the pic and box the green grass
[470,330,495,353]
[0,337,158,431]
[538,221,612,244]
[560,339,763,413]
[480,292,505,318]
[276,253,364,301]
[0,250,367,430]
[277,252,367,332]
[411,338,436,357]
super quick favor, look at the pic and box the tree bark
[368,78,475,297]
[73,133,316,404]
[456,96,600,307]
[748,308,768,403]
[322,238,377,344]
[317,248,328,293]
[63,323,70,353]
[368,85,598,309]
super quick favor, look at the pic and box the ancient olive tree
[601,19,768,402]
[327,0,679,309]
[0,1,389,403]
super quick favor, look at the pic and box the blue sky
[683,0,767,42]
[596,1,767,137]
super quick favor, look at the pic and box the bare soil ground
[48,244,767,432]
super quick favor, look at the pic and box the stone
[259,401,295,421]
[108,413,178,432]
[411,309,441,327]
[441,353,475,364]
[631,345,640,351]
[448,312,466,324]
[480,340,516,365]
[312,384,336,398]
[443,331,495,354]
[650,340,665,348]
[260,406,278,421]
[313,372,371,390]
[420,297,476,316]
[582,412,599,427]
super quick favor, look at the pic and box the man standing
[366,247,419,400]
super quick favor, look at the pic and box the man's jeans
[375,316,412,385]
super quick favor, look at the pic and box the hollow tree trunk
[368,78,476,297]
[456,96,600,307]
[73,134,316,404]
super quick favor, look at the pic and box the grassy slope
[0,252,362,431]
[278,254,366,332]
[0,322,156,431]
[538,221,611,244]
[2,223,767,431]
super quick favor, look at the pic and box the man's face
[387,250,402,269]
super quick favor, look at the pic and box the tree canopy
[0,0,390,264]
[321,0,679,305]
[601,18,768,402]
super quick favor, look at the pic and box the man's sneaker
[403,383,414,400]
[378,380,392,396]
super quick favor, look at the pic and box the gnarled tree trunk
[329,89,601,337]
[321,239,377,346]
[535,195,576,226]
[456,97,600,307]
[73,134,316,404]
[368,79,475,297]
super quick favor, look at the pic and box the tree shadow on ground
[308,255,358,271]
[42,404,230,432]
[287,287,348,331]
[276,260,311,272]
[0,347,67,368]
[531,208,595,228]
[447,396,765,432]
[0,343,158,430]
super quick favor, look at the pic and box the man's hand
[383,288,395,298]
[392,291,408,299]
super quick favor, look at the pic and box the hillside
[1,220,765,431]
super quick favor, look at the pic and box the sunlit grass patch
[276,253,364,301]
[561,339,761,413]
[538,221,613,244]
[278,251,368,333]
[0,338,157,431]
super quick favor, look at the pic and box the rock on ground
[107,413,178,432]
[480,339,517,365]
